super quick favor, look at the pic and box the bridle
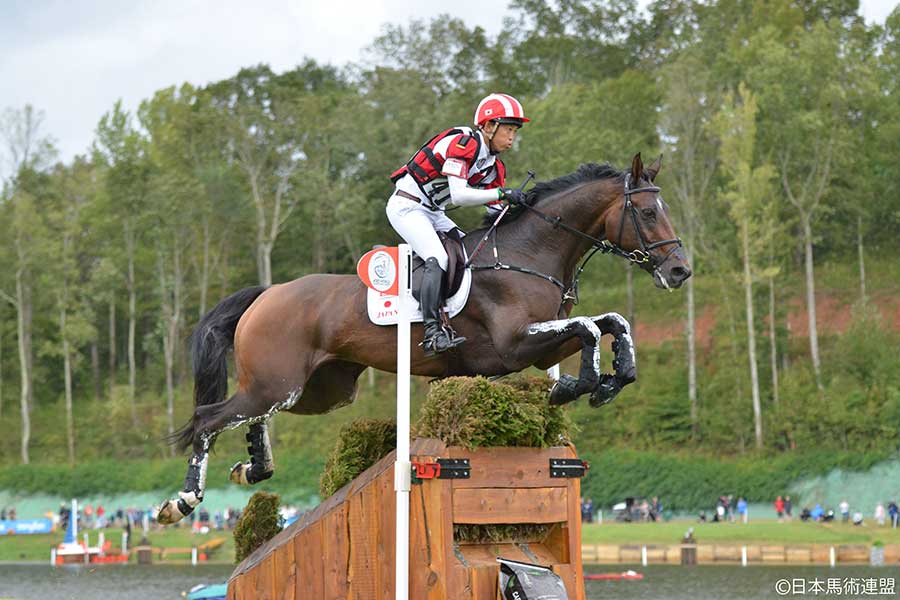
[614,173,683,269]
[469,173,683,311]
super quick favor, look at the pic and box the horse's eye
[641,208,656,219]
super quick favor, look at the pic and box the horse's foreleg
[523,316,602,406]
[528,312,636,407]
[229,422,274,485]
[588,313,636,407]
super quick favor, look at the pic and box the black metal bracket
[549,458,587,478]
[411,458,470,484]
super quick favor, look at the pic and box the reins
[468,172,683,313]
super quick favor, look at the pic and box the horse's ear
[646,154,662,182]
[630,153,643,184]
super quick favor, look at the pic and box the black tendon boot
[421,257,466,355]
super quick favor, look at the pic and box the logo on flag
[357,247,400,295]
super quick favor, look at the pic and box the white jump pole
[547,364,560,381]
[394,244,412,600]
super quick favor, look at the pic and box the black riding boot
[421,257,466,356]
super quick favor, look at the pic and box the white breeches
[386,193,459,271]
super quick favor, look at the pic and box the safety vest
[390,127,504,208]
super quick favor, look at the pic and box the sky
[1,0,896,172]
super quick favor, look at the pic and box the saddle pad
[366,268,472,326]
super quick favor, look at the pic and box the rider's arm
[445,171,502,207]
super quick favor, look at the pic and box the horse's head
[602,153,692,290]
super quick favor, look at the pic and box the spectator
[888,501,898,528]
[639,499,650,522]
[811,504,824,521]
[800,507,811,522]
[839,499,850,523]
[774,496,785,521]
[737,497,748,524]
[852,511,864,526]
[580,497,593,523]
[784,496,792,521]
[875,503,886,526]
[0,508,6,521]
[650,497,660,522]
[727,495,736,523]
[7,507,15,521]
[698,510,707,523]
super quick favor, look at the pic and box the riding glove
[500,187,525,205]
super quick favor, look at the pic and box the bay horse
[157,153,691,524]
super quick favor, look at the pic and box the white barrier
[394,244,412,600]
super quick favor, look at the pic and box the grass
[581,519,900,546]
[0,526,235,564]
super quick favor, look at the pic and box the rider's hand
[501,187,525,205]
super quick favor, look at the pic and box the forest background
[1,0,898,509]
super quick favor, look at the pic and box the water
[584,564,900,600]
[0,563,896,599]
[0,564,233,600]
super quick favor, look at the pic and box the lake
[0,563,896,599]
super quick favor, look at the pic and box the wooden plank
[348,471,381,599]
[295,520,324,600]
[448,446,572,489]
[553,564,577,600]
[322,503,350,598]
[412,437,447,456]
[248,554,276,600]
[453,487,568,524]
[544,522,569,563]
[565,468,584,600]
[468,565,498,600]
[227,574,241,600]
[409,461,450,599]
[273,536,295,600]
[378,464,396,599]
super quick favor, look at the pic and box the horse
[157,153,691,524]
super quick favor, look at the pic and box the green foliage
[579,447,893,511]
[319,418,397,499]
[233,491,282,563]
[417,374,574,449]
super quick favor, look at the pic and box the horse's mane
[480,162,624,228]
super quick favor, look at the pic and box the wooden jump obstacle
[227,437,586,599]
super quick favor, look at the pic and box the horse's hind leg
[157,431,214,525]
[157,387,299,525]
[229,422,274,486]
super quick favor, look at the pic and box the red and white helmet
[473,93,530,127]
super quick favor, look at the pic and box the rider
[387,93,529,355]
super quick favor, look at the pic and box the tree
[0,105,56,464]
[713,82,775,449]
[660,51,719,437]
[748,23,855,391]
[94,101,151,423]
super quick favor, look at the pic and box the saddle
[410,230,467,301]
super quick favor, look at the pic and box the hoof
[157,499,186,525]
[230,461,273,485]
[590,374,623,408]
[549,374,580,406]
[230,461,249,485]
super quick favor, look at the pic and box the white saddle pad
[366,267,472,326]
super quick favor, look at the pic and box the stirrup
[421,328,467,356]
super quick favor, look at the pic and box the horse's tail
[171,285,268,452]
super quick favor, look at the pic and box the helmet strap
[481,121,499,153]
